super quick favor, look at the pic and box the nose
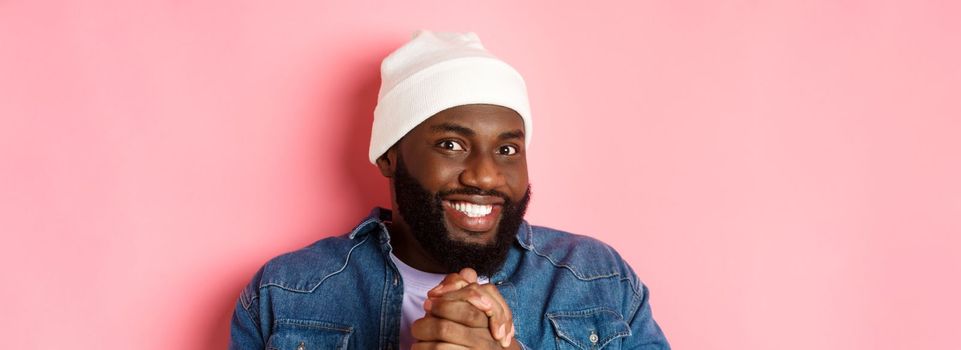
[459,152,506,191]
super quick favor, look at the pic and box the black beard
[392,156,531,277]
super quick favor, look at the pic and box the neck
[386,218,448,274]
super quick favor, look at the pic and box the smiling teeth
[450,202,493,218]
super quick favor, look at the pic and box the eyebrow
[430,123,475,136]
[498,129,525,141]
[429,122,525,141]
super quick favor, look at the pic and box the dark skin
[376,104,527,349]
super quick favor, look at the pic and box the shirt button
[589,331,599,344]
[392,275,398,286]
[297,341,306,350]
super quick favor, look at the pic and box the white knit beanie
[369,30,532,164]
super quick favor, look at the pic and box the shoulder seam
[625,279,646,323]
[527,235,621,281]
[259,234,373,293]
[525,226,643,296]
[241,295,260,327]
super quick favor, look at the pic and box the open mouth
[442,199,503,234]
[448,201,493,217]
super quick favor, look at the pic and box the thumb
[459,267,478,284]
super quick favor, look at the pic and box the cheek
[505,163,529,193]
[412,158,464,189]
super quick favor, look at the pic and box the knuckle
[411,317,426,330]
[434,300,455,315]
[443,274,460,283]
[436,319,454,335]
[470,304,486,317]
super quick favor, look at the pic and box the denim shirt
[230,208,670,349]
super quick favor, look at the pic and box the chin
[443,220,500,245]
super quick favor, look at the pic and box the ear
[375,147,397,178]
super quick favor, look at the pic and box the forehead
[417,104,524,135]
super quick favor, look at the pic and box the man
[230,31,670,349]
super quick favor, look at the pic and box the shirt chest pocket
[267,319,353,350]
[547,308,631,350]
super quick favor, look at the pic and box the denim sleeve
[229,267,266,350]
[623,280,671,349]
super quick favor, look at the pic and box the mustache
[437,187,511,202]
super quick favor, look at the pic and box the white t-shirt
[389,253,488,350]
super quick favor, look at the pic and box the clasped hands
[410,268,519,350]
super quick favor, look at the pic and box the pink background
[2,1,959,349]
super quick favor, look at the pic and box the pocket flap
[267,319,352,350]
[547,307,631,349]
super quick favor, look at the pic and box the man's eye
[438,140,465,151]
[498,145,518,155]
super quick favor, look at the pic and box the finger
[458,267,478,284]
[428,299,489,328]
[410,316,491,346]
[468,283,515,347]
[436,283,497,315]
[411,342,470,350]
[428,273,471,297]
[477,284,515,347]
[436,284,509,342]
[429,291,494,316]
[411,317,469,343]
